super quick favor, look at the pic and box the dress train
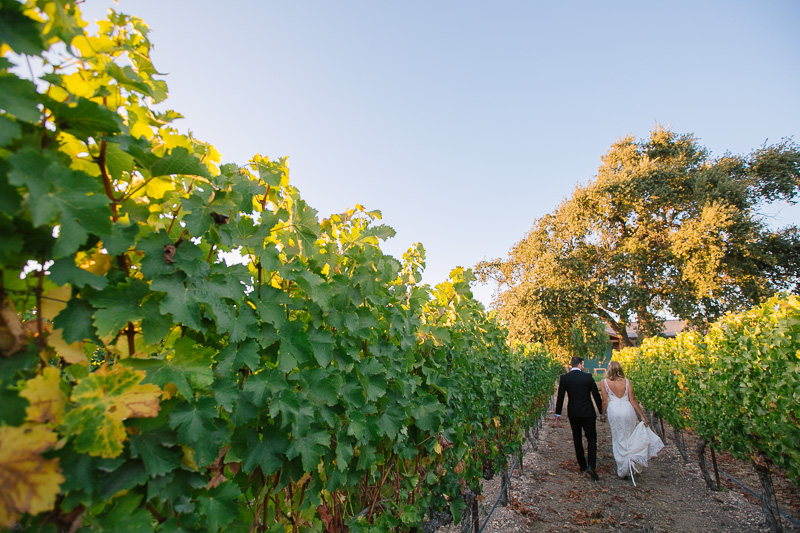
[603,379,664,484]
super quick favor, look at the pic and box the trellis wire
[462,395,553,533]
[679,433,799,528]
[465,395,799,532]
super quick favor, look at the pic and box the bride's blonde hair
[605,360,625,381]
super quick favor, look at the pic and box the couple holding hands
[555,357,664,485]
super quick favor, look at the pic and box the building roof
[605,319,685,340]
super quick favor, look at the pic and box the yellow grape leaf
[162,382,178,400]
[47,328,87,365]
[181,445,198,470]
[77,250,113,276]
[145,176,176,199]
[61,365,161,458]
[40,285,71,323]
[160,131,192,151]
[0,425,65,528]
[130,120,154,140]
[20,366,67,424]
[61,70,103,99]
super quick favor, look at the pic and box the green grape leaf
[232,178,273,214]
[137,230,178,278]
[294,368,342,407]
[0,216,24,265]
[8,148,111,257]
[346,411,370,443]
[117,136,211,179]
[61,365,162,458]
[268,388,313,430]
[358,357,385,377]
[151,146,211,178]
[57,442,110,502]
[277,321,313,371]
[252,155,286,187]
[356,445,378,471]
[340,375,366,408]
[168,397,218,444]
[378,404,405,441]
[140,300,175,345]
[193,270,242,332]
[226,215,273,250]
[231,389,258,426]
[91,278,151,335]
[191,419,230,469]
[180,195,215,237]
[129,431,180,478]
[334,431,355,471]
[410,394,444,432]
[124,337,214,401]
[287,198,320,256]
[364,375,387,402]
[145,468,205,511]
[196,481,241,532]
[228,303,259,344]
[286,425,330,473]
[151,273,205,332]
[102,143,136,182]
[45,95,124,141]
[98,460,148,501]
[239,425,289,476]
[170,239,210,278]
[254,287,290,330]
[0,74,41,123]
[0,0,45,55]
[215,338,260,375]
[49,256,108,290]
[0,387,28,426]
[288,268,331,310]
[39,0,85,45]
[105,63,157,99]
[242,373,270,408]
[211,377,238,413]
[0,115,22,146]
[308,326,336,367]
[93,492,152,532]
[53,297,97,343]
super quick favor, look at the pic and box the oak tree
[477,127,800,351]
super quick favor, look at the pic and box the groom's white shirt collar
[570,367,582,372]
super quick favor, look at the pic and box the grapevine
[616,293,800,486]
[0,2,562,532]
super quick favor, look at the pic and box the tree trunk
[472,492,480,533]
[752,454,784,533]
[499,468,510,507]
[673,427,689,462]
[599,314,634,348]
[695,438,719,491]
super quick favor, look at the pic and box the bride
[600,361,664,485]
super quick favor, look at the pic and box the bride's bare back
[605,377,628,398]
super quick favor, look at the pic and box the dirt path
[439,396,799,533]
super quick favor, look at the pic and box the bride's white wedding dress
[603,379,664,485]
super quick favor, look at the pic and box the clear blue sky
[78,0,800,307]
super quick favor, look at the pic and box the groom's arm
[590,379,603,414]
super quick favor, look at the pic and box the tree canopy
[476,127,800,353]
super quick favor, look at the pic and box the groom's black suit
[555,368,603,473]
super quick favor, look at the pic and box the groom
[555,356,603,481]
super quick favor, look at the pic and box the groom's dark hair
[570,356,584,367]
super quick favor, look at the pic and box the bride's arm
[628,381,648,426]
[599,379,609,416]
